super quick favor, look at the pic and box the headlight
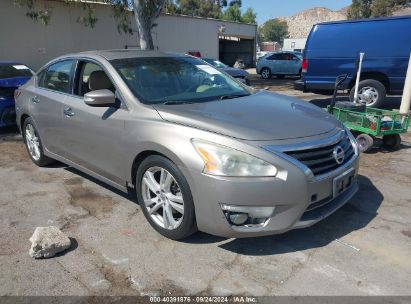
[192,139,277,177]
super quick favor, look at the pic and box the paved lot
[1,78,410,296]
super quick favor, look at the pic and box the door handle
[64,107,75,117]
[31,96,40,104]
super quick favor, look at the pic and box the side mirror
[84,89,116,107]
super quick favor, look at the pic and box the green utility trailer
[328,106,410,152]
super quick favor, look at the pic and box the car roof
[75,49,187,61]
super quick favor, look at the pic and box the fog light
[228,212,249,226]
[220,204,275,218]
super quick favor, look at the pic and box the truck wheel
[350,79,386,107]
[382,134,401,150]
[356,133,374,153]
[260,68,271,79]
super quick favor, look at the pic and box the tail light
[14,90,21,99]
[302,58,308,73]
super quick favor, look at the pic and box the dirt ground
[0,77,410,297]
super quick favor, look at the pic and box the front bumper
[0,106,16,127]
[191,150,359,238]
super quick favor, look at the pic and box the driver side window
[76,61,115,97]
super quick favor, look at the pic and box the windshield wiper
[162,100,195,105]
[220,94,250,100]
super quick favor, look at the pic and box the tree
[222,4,242,22]
[347,0,410,19]
[229,0,242,7]
[241,8,257,24]
[347,0,372,19]
[372,0,409,16]
[259,19,288,44]
[14,0,167,50]
[164,0,179,14]
[177,0,222,18]
[133,0,167,50]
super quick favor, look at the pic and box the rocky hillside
[279,7,346,39]
[392,6,411,15]
[280,5,410,39]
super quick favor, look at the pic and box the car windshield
[111,56,250,105]
[203,59,228,69]
[0,64,33,79]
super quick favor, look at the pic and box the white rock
[29,226,71,259]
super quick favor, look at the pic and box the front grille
[284,133,355,176]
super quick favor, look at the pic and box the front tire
[260,68,271,79]
[350,79,386,107]
[136,155,197,240]
[23,117,54,167]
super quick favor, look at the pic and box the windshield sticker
[13,65,30,70]
[196,65,222,75]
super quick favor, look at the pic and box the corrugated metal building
[0,0,257,70]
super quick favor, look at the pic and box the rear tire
[136,155,197,240]
[23,117,54,167]
[260,68,271,79]
[350,79,386,107]
[356,133,374,153]
[382,134,401,150]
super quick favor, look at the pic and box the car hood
[220,67,248,77]
[0,76,31,88]
[153,91,339,141]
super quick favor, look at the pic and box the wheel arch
[129,143,195,190]
[19,113,30,133]
[348,72,390,92]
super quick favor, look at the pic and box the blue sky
[240,0,352,24]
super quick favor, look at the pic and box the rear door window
[38,60,74,94]
[267,53,285,60]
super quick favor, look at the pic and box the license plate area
[333,168,355,198]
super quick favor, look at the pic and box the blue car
[295,16,411,107]
[256,51,302,79]
[0,62,33,127]
[202,58,250,85]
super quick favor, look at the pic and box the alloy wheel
[358,86,379,105]
[25,123,41,161]
[261,68,270,79]
[141,166,184,230]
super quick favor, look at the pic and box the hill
[279,5,410,39]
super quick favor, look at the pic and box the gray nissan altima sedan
[15,50,359,240]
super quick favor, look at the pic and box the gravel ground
[0,78,410,296]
